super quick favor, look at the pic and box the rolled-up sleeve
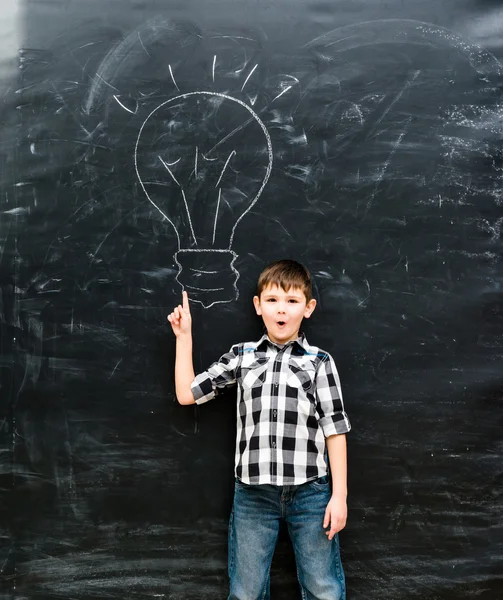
[315,353,351,437]
[191,345,241,405]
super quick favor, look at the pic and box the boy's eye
[288,299,298,303]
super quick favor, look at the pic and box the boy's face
[253,285,316,344]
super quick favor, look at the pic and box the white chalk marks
[303,18,503,215]
[168,64,180,91]
[366,117,412,213]
[213,188,222,246]
[135,91,273,308]
[304,19,502,75]
[83,17,503,310]
[158,156,181,187]
[113,95,138,114]
[241,63,258,91]
[215,150,236,188]
[81,20,302,308]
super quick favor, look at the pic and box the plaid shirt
[191,333,351,485]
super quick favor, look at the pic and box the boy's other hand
[167,291,192,338]
[323,495,347,540]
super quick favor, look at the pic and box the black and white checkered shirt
[191,333,351,486]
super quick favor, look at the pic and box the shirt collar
[255,332,308,353]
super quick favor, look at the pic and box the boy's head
[253,260,316,344]
[256,259,313,302]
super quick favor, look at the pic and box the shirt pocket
[286,361,316,393]
[240,356,269,389]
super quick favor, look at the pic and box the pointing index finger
[182,290,190,311]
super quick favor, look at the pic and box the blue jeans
[228,477,346,600]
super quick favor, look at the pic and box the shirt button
[272,441,276,448]
[273,410,277,418]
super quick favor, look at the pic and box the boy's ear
[304,298,316,319]
[253,295,262,315]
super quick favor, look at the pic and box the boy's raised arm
[167,291,196,405]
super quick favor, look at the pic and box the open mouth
[277,321,286,327]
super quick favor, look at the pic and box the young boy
[168,260,351,600]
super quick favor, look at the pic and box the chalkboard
[2,1,503,598]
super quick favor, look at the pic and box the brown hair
[257,259,313,301]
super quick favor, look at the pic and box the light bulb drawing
[134,91,273,308]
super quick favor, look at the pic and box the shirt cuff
[191,372,216,405]
[319,412,351,437]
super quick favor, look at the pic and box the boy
[168,260,351,600]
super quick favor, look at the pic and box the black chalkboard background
[1,0,503,598]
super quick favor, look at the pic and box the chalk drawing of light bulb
[135,91,273,308]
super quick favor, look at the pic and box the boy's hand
[167,291,192,338]
[323,495,347,540]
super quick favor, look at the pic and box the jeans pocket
[308,475,330,490]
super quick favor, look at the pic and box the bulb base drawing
[174,249,239,308]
